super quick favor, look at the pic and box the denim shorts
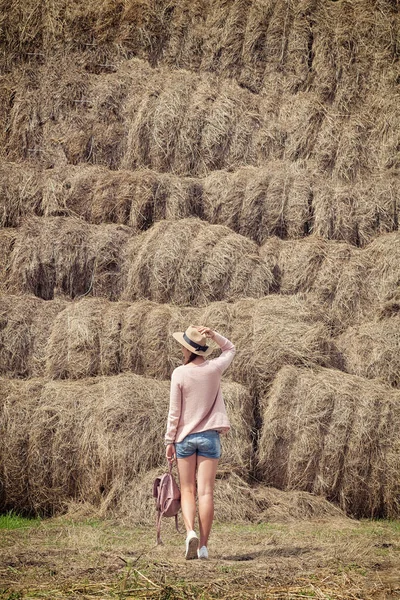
[175,430,221,459]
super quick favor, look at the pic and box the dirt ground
[0,514,399,600]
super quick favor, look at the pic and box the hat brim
[172,332,214,357]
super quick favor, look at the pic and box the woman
[165,324,236,560]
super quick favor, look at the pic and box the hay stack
[0,295,67,379]
[0,375,253,515]
[7,216,131,300]
[122,218,274,305]
[117,470,262,525]
[257,365,400,518]
[254,486,346,523]
[337,317,400,389]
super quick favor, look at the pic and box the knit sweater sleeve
[165,368,182,444]
[210,332,236,373]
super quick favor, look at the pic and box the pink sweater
[165,333,236,444]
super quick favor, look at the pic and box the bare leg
[177,454,197,533]
[196,456,218,548]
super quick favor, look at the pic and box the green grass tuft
[0,511,41,530]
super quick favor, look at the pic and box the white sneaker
[198,546,208,559]
[185,530,199,560]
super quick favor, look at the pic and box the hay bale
[45,299,130,380]
[203,163,312,244]
[283,0,318,94]
[257,365,400,518]
[261,236,329,295]
[6,54,134,168]
[122,69,260,176]
[330,232,400,328]
[8,216,131,300]
[280,93,324,162]
[337,317,400,388]
[0,162,42,227]
[122,218,274,305]
[312,178,398,247]
[238,0,279,93]
[0,295,67,378]
[0,375,253,515]
[200,295,335,394]
[0,378,45,514]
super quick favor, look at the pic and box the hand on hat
[195,326,215,340]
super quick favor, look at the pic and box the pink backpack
[153,463,181,545]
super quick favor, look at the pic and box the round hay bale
[199,294,335,395]
[261,236,329,295]
[45,299,130,380]
[279,93,324,162]
[312,178,398,247]
[121,218,274,305]
[0,295,67,378]
[237,0,280,93]
[0,378,45,514]
[0,375,253,515]
[330,232,400,328]
[257,365,400,518]
[248,296,334,395]
[122,69,260,176]
[0,162,42,227]
[8,216,131,300]
[203,163,312,244]
[283,0,318,94]
[336,317,400,388]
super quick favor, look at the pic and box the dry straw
[329,232,400,329]
[1,0,397,96]
[0,374,253,515]
[0,293,335,399]
[122,69,260,176]
[1,161,313,244]
[7,216,131,300]
[0,295,67,379]
[337,317,400,389]
[121,218,274,305]
[0,228,17,295]
[312,177,398,247]
[257,365,400,518]
[116,469,346,526]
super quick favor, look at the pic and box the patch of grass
[0,512,41,530]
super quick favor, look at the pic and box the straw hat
[173,325,214,357]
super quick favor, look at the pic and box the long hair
[184,352,198,365]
